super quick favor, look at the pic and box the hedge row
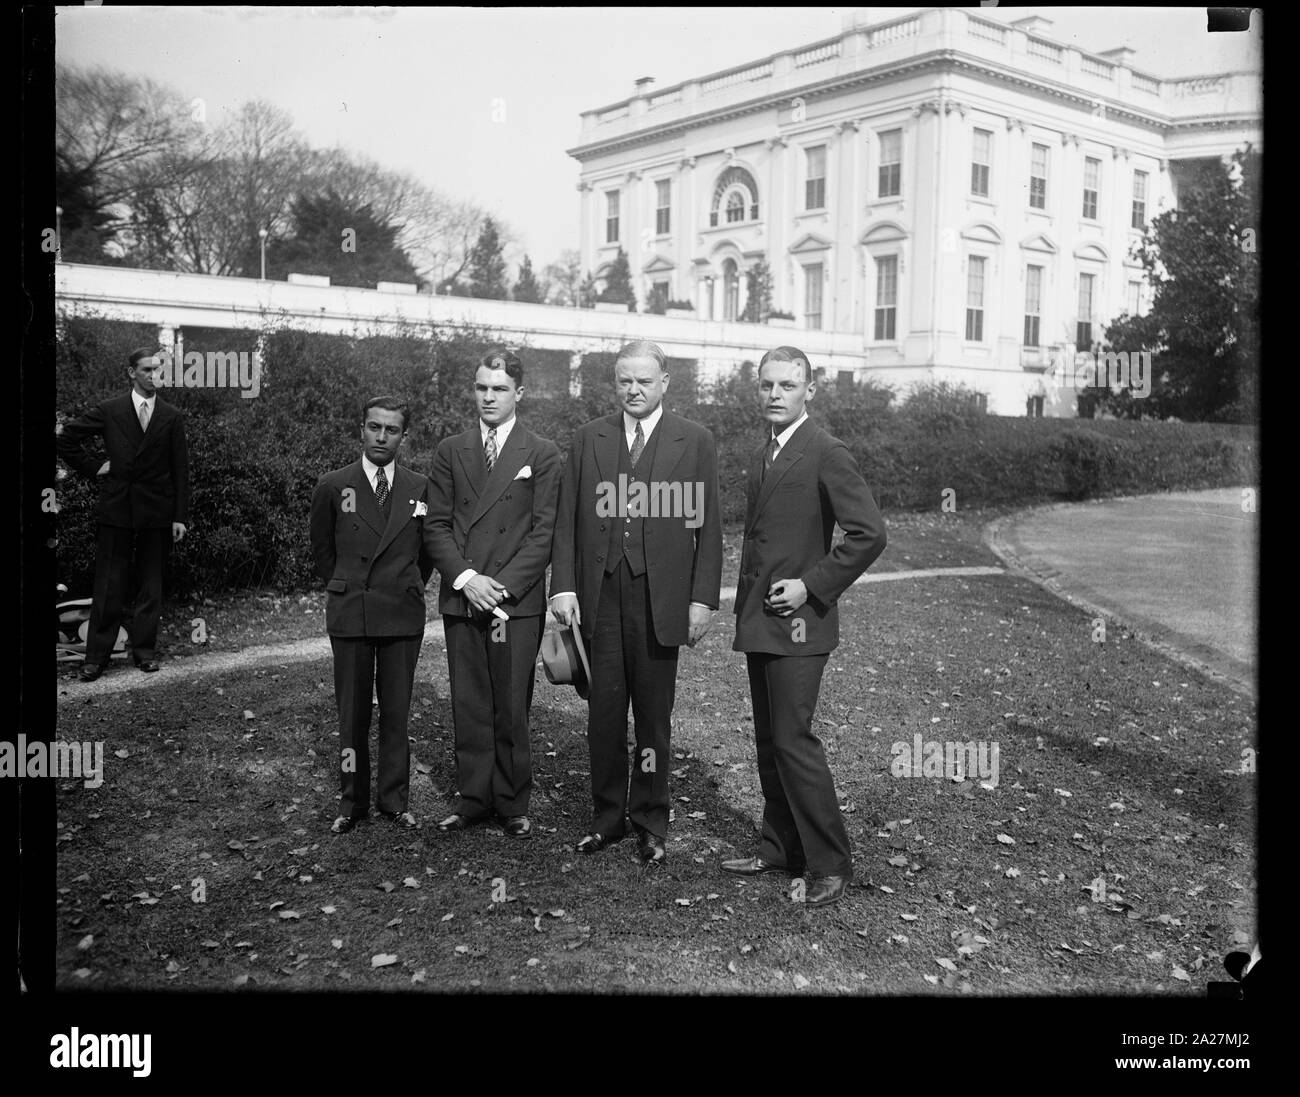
[54,315,1257,596]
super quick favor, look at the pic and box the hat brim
[567,625,592,701]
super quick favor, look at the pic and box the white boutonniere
[513,465,533,481]
[411,500,428,517]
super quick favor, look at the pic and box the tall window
[655,179,671,235]
[1082,157,1100,220]
[722,259,739,321]
[605,190,620,244]
[1131,170,1147,230]
[971,129,992,197]
[965,257,986,341]
[725,192,745,223]
[1077,273,1095,347]
[879,130,901,197]
[1127,280,1142,317]
[1029,143,1048,209]
[874,256,897,340]
[804,263,823,329]
[1024,265,1043,347]
[805,146,826,209]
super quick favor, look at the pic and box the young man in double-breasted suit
[726,346,887,907]
[309,396,435,834]
[57,347,190,680]
[424,349,560,838]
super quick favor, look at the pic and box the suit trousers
[443,612,541,819]
[86,524,168,665]
[330,634,423,818]
[746,652,852,877]
[588,559,678,839]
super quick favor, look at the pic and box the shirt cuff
[549,591,576,601]
[452,569,476,590]
[689,602,713,609]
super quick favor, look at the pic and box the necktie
[375,465,389,506]
[138,401,150,432]
[629,420,645,467]
[485,427,497,473]
[763,435,779,479]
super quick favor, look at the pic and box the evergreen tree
[466,216,509,300]
[599,247,637,312]
[740,258,774,323]
[275,189,419,288]
[512,254,543,303]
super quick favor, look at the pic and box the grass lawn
[53,510,1256,993]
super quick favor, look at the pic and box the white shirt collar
[480,414,516,449]
[132,390,155,412]
[624,404,663,442]
[771,411,809,448]
[361,454,396,490]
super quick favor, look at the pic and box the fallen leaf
[77,934,94,951]
[370,953,398,968]
[278,910,300,920]
[900,913,919,922]
[792,974,810,990]
[332,939,343,949]
[936,958,958,972]
[1171,966,1191,982]
[996,833,1015,845]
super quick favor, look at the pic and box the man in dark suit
[309,396,435,834]
[425,349,560,838]
[57,347,190,681]
[725,346,887,907]
[550,340,723,864]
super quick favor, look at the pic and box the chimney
[1098,46,1137,65]
[1010,15,1054,36]
[634,76,655,95]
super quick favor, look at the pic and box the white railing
[649,88,681,108]
[1080,55,1115,80]
[1026,37,1063,64]
[794,40,840,68]
[701,61,774,93]
[1131,72,1160,95]
[868,14,920,47]
[967,17,1007,45]
[598,105,629,124]
[1173,76,1226,97]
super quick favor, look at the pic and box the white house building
[568,8,1261,415]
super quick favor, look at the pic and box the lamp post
[55,205,63,263]
[258,227,268,280]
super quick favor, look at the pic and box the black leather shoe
[379,810,418,829]
[636,829,666,865]
[331,815,360,834]
[135,660,160,673]
[721,856,803,877]
[438,813,475,832]
[805,874,849,907]
[576,832,623,854]
[79,662,106,682]
[504,815,532,838]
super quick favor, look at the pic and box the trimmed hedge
[55,316,1257,596]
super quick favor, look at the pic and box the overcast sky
[55,5,1262,272]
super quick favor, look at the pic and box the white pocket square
[513,466,533,480]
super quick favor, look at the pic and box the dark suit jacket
[425,422,561,618]
[309,460,435,638]
[57,393,190,529]
[733,419,887,656]
[550,410,723,647]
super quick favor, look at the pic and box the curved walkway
[985,487,1257,698]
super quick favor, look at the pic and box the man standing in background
[57,347,190,681]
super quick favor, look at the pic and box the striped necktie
[485,427,497,473]
[375,465,389,506]
[629,420,645,467]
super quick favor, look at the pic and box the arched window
[710,166,760,227]
[723,259,740,321]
